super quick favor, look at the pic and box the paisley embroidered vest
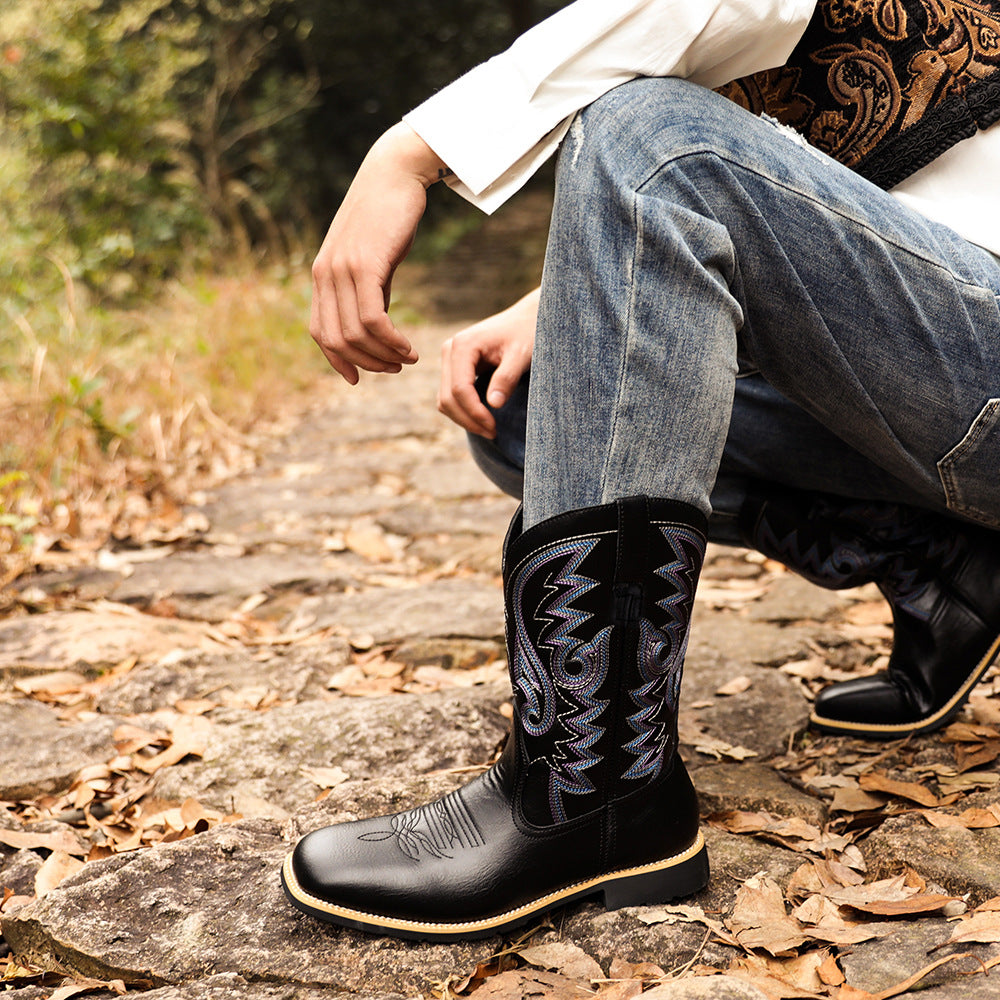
[717,0,1000,188]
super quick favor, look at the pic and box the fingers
[310,259,418,383]
[438,334,496,437]
[307,126,436,383]
[437,294,537,435]
[485,347,530,410]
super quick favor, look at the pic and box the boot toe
[810,674,914,737]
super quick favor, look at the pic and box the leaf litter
[6,444,1000,999]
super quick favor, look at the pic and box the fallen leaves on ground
[0,708,239,914]
[937,897,1000,947]
[708,810,857,860]
[679,714,758,761]
[326,643,508,697]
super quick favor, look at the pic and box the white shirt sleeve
[403,0,817,213]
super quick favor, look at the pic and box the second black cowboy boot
[281,495,709,941]
[739,487,1000,739]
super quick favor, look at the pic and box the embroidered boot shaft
[507,498,705,826]
[739,487,1000,738]
[281,496,709,941]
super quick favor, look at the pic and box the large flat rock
[864,815,1000,906]
[0,610,222,673]
[304,577,504,644]
[0,702,121,800]
[1,820,485,995]
[1,817,799,998]
[94,640,351,716]
[838,919,1000,995]
[110,551,361,619]
[375,496,518,539]
[151,684,509,816]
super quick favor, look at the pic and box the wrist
[373,122,450,189]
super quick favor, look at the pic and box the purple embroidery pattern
[547,625,611,822]
[755,501,956,619]
[510,537,611,822]
[623,525,705,782]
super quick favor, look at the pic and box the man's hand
[438,287,539,437]
[310,122,448,383]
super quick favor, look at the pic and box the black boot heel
[601,834,710,909]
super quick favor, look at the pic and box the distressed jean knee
[563,77,728,183]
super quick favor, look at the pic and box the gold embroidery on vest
[717,0,1000,186]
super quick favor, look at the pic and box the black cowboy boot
[739,487,1000,739]
[281,495,710,941]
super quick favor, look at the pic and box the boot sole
[280,830,709,942]
[809,633,1000,740]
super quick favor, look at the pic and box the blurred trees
[0,0,563,310]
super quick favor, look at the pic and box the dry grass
[0,266,328,586]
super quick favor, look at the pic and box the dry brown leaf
[787,860,865,900]
[0,828,87,856]
[362,657,407,680]
[708,810,851,855]
[300,765,350,789]
[600,957,666,997]
[14,671,88,696]
[516,941,603,981]
[968,696,1000,727]
[34,851,85,897]
[829,786,886,814]
[634,903,736,946]
[597,980,644,1000]
[955,741,1000,773]
[344,523,399,562]
[716,675,753,697]
[822,874,958,919]
[857,771,939,807]
[179,798,212,829]
[757,950,834,993]
[326,663,405,696]
[919,806,1000,829]
[725,956,825,999]
[133,716,209,774]
[787,894,892,947]
[469,968,587,999]
[942,721,1000,743]
[939,909,1000,946]
[727,874,810,957]
[0,893,35,913]
[779,657,855,683]
[174,699,218,715]
[48,977,127,1000]
[818,953,846,987]
[112,724,161,755]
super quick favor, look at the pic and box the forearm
[309,123,449,383]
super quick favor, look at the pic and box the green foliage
[0,471,36,550]
[0,0,316,309]
[50,375,141,454]
[0,0,564,320]
[0,0,208,302]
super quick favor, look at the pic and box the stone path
[2,320,1000,1000]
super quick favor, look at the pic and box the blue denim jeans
[472,77,1000,536]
